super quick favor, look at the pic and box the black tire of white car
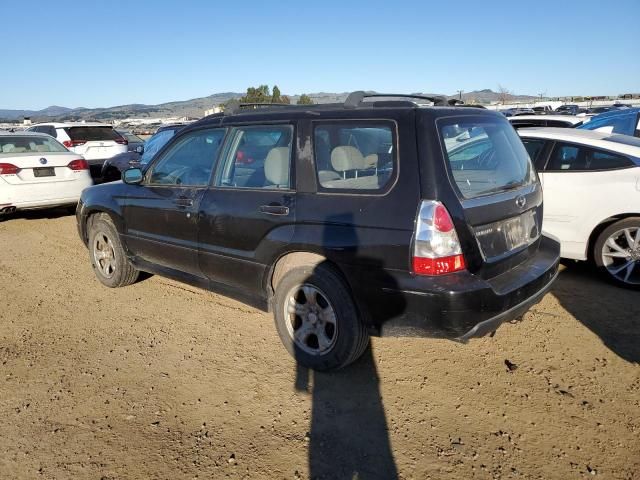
[273,264,370,371]
[593,217,640,289]
[88,214,139,288]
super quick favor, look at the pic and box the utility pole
[456,90,463,100]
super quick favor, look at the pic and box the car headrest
[264,147,290,187]
[331,146,365,172]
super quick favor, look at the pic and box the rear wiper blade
[477,181,523,196]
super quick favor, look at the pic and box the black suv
[76,92,560,370]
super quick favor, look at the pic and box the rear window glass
[0,135,67,154]
[65,126,121,141]
[439,117,535,199]
[313,122,395,191]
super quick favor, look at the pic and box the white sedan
[518,128,640,287]
[0,131,92,215]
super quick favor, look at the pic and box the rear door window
[64,126,121,142]
[313,122,396,192]
[439,117,535,199]
[546,142,633,171]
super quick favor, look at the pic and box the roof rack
[344,91,448,108]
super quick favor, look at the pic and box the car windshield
[140,129,177,164]
[439,117,535,199]
[0,135,68,154]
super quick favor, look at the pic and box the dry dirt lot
[0,209,639,480]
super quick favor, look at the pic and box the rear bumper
[1,196,81,211]
[0,177,92,212]
[369,234,560,339]
[455,269,557,342]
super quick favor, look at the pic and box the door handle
[174,197,193,207]
[259,204,289,216]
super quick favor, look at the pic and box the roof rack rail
[224,101,296,115]
[344,91,448,108]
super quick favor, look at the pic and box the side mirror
[135,145,144,154]
[123,168,143,185]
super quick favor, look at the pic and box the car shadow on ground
[2,206,75,221]
[291,213,400,479]
[295,348,398,480]
[552,263,640,363]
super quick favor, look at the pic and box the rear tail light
[114,134,128,146]
[0,163,20,175]
[412,200,466,276]
[67,159,89,171]
[63,140,87,148]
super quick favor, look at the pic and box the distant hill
[0,89,538,122]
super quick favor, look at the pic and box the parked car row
[508,107,640,137]
[27,122,129,179]
[501,103,632,118]
[3,92,638,371]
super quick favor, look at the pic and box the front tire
[273,264,369,371]
[88,215,139,288]
[593,218,640,289]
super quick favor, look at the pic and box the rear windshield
[439,117,535,199]
[64,126,121,141]
[0,135,68,154]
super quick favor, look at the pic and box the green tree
[297,94,314,105]
[240,85,271,103]
[272,85,282,103]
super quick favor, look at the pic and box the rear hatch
[63,126,128,162]
[436,114,543,278]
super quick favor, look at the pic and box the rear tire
[593,218,640,289]
[88,214,139,288]
[273,264,369,371]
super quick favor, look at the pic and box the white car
[0,131,92,214]
[27,122,128,177]
[518,128,640,287]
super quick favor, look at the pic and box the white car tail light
[0,163,20,175]
[412,200,466,276]
[67,159,89,171]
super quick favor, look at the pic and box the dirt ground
[0,209,638,480]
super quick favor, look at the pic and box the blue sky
[1,0,638,110]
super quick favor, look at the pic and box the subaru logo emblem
[39,158,47,165]
[516,195,526,208]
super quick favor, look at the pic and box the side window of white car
[547,143,633,171]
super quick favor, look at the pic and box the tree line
[223,85,314,109]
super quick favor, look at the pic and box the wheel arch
[265,250,374,330]
[587,213,640,261]
[81,207,125,246]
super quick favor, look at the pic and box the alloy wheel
[601,227,640,285]
[284,284,338,356]
[93,232,117,279]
